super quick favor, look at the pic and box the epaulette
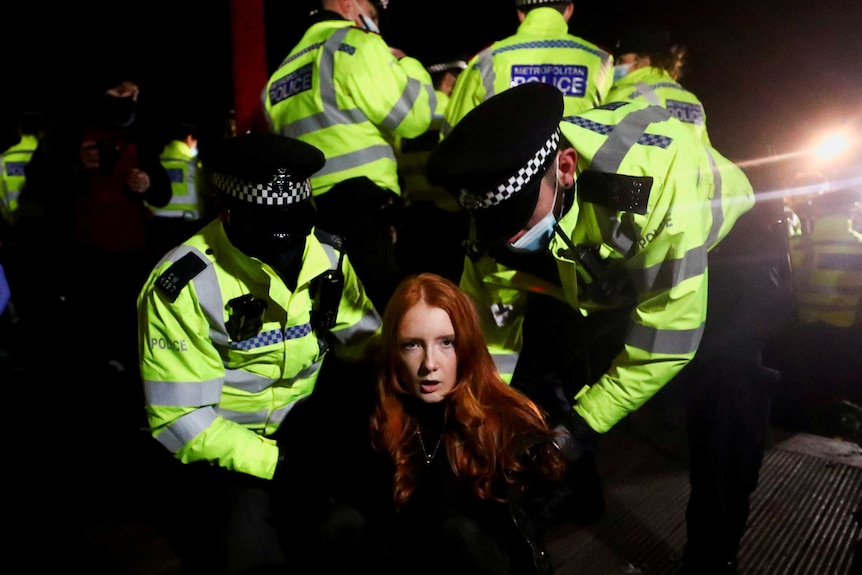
[154,252,208,303]
[577,169,652,215]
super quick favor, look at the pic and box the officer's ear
[558,148,578,189]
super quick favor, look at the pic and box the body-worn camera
[226,294,268,341]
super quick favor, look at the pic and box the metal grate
[549,433,862,574]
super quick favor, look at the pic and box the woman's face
[397,302,458,404]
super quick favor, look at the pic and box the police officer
[145,120,208,265]
[443,0,613,137]
[608,22,711,145]
[263,0,436,311]
[427,83,755,540]
[608,23,789,573]
[137,132,382,574]
[0,111,44,227]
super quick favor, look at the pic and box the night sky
[5,0,862,190]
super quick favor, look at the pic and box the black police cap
[426,82,563,242]
[615,23,674,56]
[201,132,325,207]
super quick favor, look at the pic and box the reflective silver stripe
[224,368,278,394]
[155,407,219,453]
[214,407,269,425]
[704,147,725,249]
[270,395,309,426]
[591,105,671,172]
[632,244,708,293]
[144,378,224,407]
[331,311,382,346]
[293,359,324,381]
[185,249,230,347]
[492,352,520,375]
[320,242,338,267]
[280,108,369,135]
[635,82,661,105]
[223,360,322,394]
[477,49,497,101]
[625,322,704,355]
[320,28,360,123]
[424,84,439,126]
[380,75,426,131]
[604,214,637,255]
[280,28,369,135]
[440,117,454,137]
[314,144,395,177]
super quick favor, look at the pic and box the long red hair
[370,273,565,508]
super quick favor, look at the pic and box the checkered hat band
[515,0,562,7]
[464,128,559,209]
[212,172,311,206]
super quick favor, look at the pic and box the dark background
[4,0,862,190]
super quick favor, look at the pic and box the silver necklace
[417,429,443,465]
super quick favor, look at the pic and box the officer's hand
[553,410,600,464]
[127,168,151,193]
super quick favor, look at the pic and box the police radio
[553,223,634,306]
[313,248,346,334]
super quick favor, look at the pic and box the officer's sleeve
[441,58,485,137]
[137,263,280,480]
[329,252,382,361]
[573,157,711,434]
[345,32,435,140]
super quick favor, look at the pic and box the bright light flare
[813,132,851,161]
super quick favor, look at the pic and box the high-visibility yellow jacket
[395,89,461,212]
[789,213,862,327]
[263,17,436,197]
[461,101,754,433]
[605,66,711,146]
[0,134,39,225]
[443,7,613,136]
[147,139,202,221]
[138,220,382,479]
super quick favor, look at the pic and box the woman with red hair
[360,272,568,574]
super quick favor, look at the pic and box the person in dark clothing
[24,78,172,373]
[317,273,570,575]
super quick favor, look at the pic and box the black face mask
[101,94,137,128]
[223,199,315,285]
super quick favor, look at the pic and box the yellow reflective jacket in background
[263,18,435,197]
[605,66,711,146]
[138,220,382,479]
[443,7,613,136]
[790,213,862,327]
[147,139,203,221]
[462,100,753,433]
[0,134,39,225]
[394,89,461,212]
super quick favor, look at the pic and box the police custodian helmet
[426,82,564,243]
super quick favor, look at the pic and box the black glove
[554,409,605,525]
[552,409,600,465]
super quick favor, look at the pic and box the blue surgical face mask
[354,1,380,33]
[507,158,559,254]
[507,209,557,253]
[613,63,632,82]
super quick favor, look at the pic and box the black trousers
[513,289,774,564]
[677,355,773,572]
